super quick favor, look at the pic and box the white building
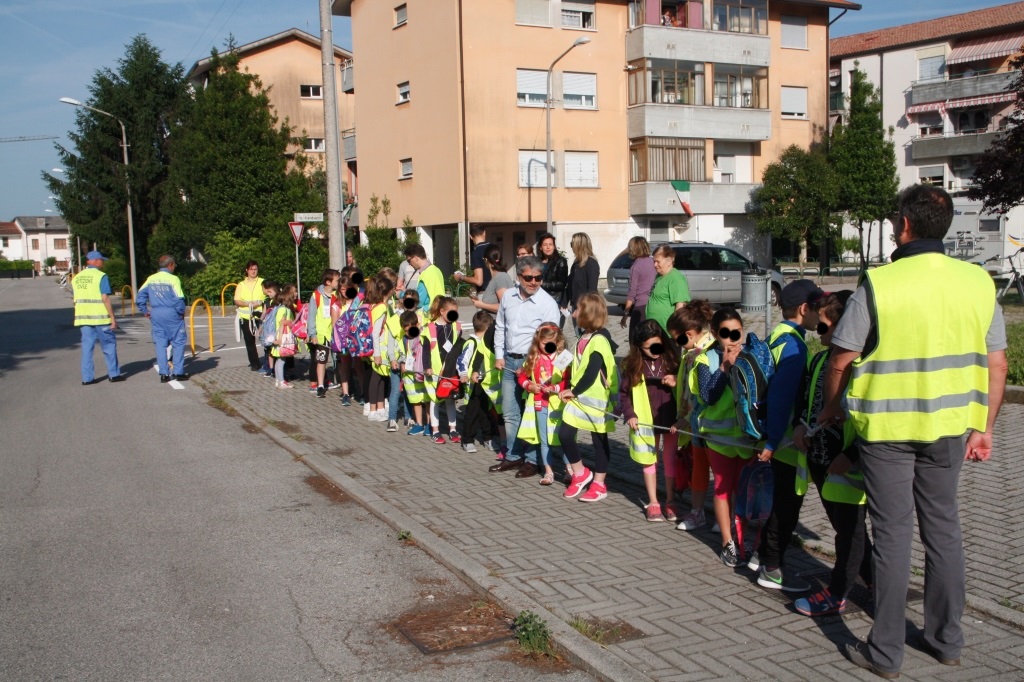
[0,221,25,261]
[13,216,72,273]
[830,2,1024,269]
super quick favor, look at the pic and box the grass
[569,617,626,646]
[513,610,553,656]
[1007,322,1024,386]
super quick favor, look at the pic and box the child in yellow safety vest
[517,323,570,485]
[399,311,428,434]
[365,275,394,422]
[558,292,620,503]
[792,290,872,617]
[619,319,682,522]
[422,296,463,444]
[458,311,506,454]
[270,284,298,389]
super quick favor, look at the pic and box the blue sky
[0,0,1010,220]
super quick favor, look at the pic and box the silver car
[604,242,784,307]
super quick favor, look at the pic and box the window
[394,3,407,26]
[304,138,326,152]
[917,113,943,137]
[780,86,808,119]
[629,137,706,183]
[780,15,807,49]
[519,150,551,188]
[517,69,547,107]
[564,151,598,188]
[54,239,67,250]
[979,218,1000,232]
[630,59,705,106]
[397,81,410,104]
[712,0,767,35]
[400,158,413,179]
[563,72,597,109]
[919,165,944,186]
[656,1,704,29]
[1,237,8,247]
[918,55,945,82]
[561,0,595,29]
[516,0,551,25]
[719,248,749,271]
[31,238,39,250]
[714,65,768,109]
[300,84,323,99]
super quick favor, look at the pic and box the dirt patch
[222,390,248,396]
[241,422,261,434]
[394,596,515,654]
[267,420,301,435]
[325,447,353,458]
[206,391,238,417]
[304,474,349,504]
[497,647,574,673]
[568,616,644,646]
[414,577,451,587]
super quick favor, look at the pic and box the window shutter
[517,69,547,96]
[395,4,407,24]
[780,86,807,117]
[564,151,598,188]
[519,150,550,188]
[918,55,945,81]
[563,72,596,96]
[516,0,551,25]
[780,15,806,49]
[561,0,594,12]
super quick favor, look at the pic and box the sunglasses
[520,274,542,283]
[817,322,830,335]
[718,327,742,342]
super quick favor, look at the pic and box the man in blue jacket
[137,254,188,382]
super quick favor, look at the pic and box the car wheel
[770,284,781,307]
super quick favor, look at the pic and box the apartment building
[830,2,1024,267]
[188,29,359,221]
[333,0,856,273]
[0,221,24,261]
[13,216,72,272]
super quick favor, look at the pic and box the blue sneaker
[341,394,352,407]
[407,424,425,436]
[423,427,433,437]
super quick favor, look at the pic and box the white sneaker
[676,508,706,532]
[369,409,388,422]
[462,442,478,453]
[363,403,371,416]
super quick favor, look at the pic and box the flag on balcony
[671,180,694,217]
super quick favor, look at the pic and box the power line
[0,135,59,143]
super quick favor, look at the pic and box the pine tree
[968,54,1024,213]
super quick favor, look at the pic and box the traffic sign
[293,212,324,222]
[288,221,304,245]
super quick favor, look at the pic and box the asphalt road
[0,277,589,681]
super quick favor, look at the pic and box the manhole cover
[395,598,514,654]
[763,570,922,616]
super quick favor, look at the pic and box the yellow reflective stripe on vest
[628,378,657,463]
[73,269,110,326]
[848,253,992,443]
[821,470,867,505]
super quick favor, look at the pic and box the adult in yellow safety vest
[73,250,122,384]
[403,243,445,314]
[136,254,188,383]
[820,184,1008,678]
[234,260,265,371]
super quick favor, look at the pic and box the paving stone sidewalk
[202,357,1024,682]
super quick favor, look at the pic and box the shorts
[310,344,329,364]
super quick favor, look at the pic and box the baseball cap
[780,279,825,308]
[85,250,109,261]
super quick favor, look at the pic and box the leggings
[707,448,747,500]
[429,398,457,431]
[366,371,388,404]
[558,422,611,474]
[657,432,679,479]
[275,357,287,382]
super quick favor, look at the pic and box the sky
[0,0,1012,220]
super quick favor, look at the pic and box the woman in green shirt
[645,245,690,333]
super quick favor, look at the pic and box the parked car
[604,242,784,307]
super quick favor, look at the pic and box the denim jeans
[529,406,568,470]
[387,369,407,422]
[500,356,527,462]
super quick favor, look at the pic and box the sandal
[540,472,555,486]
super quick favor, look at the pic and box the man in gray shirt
[489,256,560,477]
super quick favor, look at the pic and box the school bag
[727,331,776,441]
[259,304,279,346]
[333,303,374,357]
[292,291,320,340]
[733,459,774,559]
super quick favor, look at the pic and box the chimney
[37,217,45,229]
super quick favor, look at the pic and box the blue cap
[86,250,108,261]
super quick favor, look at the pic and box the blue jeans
[80,324,120,382]
[501,356,527,462]
[387,369,408,422]
[528,406,568,470]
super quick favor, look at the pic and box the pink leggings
[707,449,747,500]
[656,432,679,479]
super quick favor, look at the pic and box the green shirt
[646,269,690,331]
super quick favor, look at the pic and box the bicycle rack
[119,285,136,316]
[189,298,214,357]
[220,282,238,317]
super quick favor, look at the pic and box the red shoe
[448,431,462,443]
[563,467,593,499]
[579,481,607,503]
[430,433,446,444]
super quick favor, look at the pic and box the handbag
[278,330,297,357]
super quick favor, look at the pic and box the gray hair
[158,254,176,268]
[516,255,544,276]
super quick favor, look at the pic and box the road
[0,277,588,681]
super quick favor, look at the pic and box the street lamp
[546,36,590,234]
[60,96,137,298]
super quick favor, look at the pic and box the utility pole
[319,0,345,270]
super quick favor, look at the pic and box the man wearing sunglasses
[489,255,561,476]
[754,279,823,594]
[819,184,1007,679]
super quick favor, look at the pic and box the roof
[0,221,21,236]
[782,0,861,9]
[188,28,353,78]
[13,216,69,233]
[831,1,1024,58]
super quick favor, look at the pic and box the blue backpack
[259,305,279,347]
[727,332,777,441]
[332,304,374,357]
[735,459,774,524]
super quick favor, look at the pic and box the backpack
[333,303,374,357]
[259,305,279,346]
[293,291,319,340]
[727,331,776,441]
[732,458,774,560]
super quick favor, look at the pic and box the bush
[104,257,129,292]
[0,260,35,271]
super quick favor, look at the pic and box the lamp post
[60,97,137,298]
[546,36,590,234]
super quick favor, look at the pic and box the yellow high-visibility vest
[73,268,110,326]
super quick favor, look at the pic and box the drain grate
[395,598,514,654]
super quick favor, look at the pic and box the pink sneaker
[579,481,607,503]
[563,467,593,499]
[645,502,665,522]
[663,503,680,522]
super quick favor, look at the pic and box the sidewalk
[200,344,1024,680]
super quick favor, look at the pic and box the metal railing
[120,285,136,316]
[188,299,214,357]
[220,282,237,317]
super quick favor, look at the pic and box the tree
[44,35,186,267]
[748,144,840,269]
[969,54,1024,213]
[830,64,900,271]
[351,194,419,277]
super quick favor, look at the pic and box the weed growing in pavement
[569,617,624,645]
[911,566,924,577]
[513,610,553,656]
[1000,597,1013,608]
[206,390,237,416]
[398,530,413,542]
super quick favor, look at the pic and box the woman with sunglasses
[690,306,757,566]
[234,260,265,371]
[619,319,682,522]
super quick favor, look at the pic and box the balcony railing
[829,91,845,112]
[341,60,354,93]
[342,128,357,161]
[910,127,1002,160]
[910,69,1015,106]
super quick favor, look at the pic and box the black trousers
[757,459,805,569]
[558,423,610,474]
[239,319,261,369]
[461,384,498,444]
[808,462,872,598]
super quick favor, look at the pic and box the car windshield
[609,250,634,270]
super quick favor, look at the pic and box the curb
[213,387,655,682]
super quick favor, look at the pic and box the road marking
[169,380,184,390]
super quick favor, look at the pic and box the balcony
[626,25,770,66]
[629,181,757,216]
[829,91,845,112]
[341,60,354,93]
[342,128,357,161]
[911,130,1002,160]
[911,70,1015,106]
[346,204,359,229]
[628,104,770,141]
